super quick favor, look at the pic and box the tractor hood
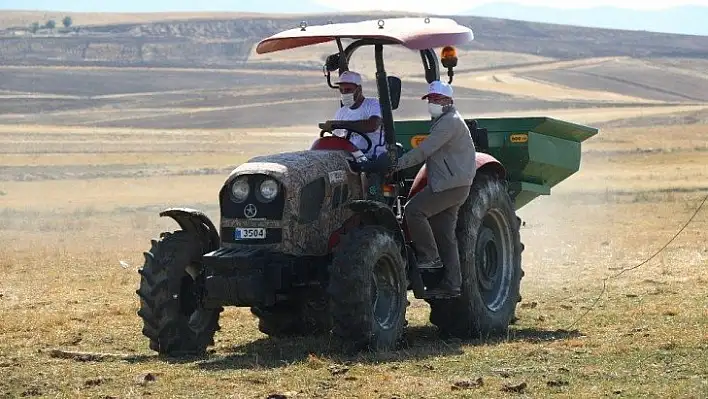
[225,149,354,189]
[218,148,366,257]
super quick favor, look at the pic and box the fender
[327,200,407,257]
[159,208,220,253]
[476,152,506,179]
[348,200,404,243]
[407,153,507,200]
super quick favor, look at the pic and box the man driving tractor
[393,80,477,298]
[135,16,586,357]
[321,71,385,159]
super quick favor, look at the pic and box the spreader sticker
[510,133,528,143]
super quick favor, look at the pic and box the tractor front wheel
[136,231,222,356]
[328,225,408,351]
[428,173,523,339]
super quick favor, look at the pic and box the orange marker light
[383,184,395,197]
[440,46,458,68]
[441,46,457,60]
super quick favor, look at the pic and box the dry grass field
[1,10,708,398]
[1,102,707,398]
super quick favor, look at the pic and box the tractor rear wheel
[428,173,523,340]
[328,225,408,351]
[250,287,331,337]
[136,230,222,356]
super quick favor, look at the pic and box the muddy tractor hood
[224,149,354,188]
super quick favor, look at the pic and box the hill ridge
[1,13,707,70]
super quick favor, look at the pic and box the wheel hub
[371,254,402,330]
[178,268,213,331]
[475,210,513,312]
[478,237,499,291]
[179,275,199,316]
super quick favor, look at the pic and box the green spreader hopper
[394,116,599,209]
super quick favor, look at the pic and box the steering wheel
[319,122,373,154]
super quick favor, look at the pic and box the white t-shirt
[333,97,385,158]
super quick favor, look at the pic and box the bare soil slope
[1,61,707,129]
[0,64,623,129]
[521,58,708,102]
[0,11,707,130]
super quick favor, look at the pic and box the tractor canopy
[256,17,474,162]
[255,17,474,54]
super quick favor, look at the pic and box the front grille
[220,174,285,220]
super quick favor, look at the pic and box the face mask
[428,103,444,117]
[341,93,356,107]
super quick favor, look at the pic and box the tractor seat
[310,136,360,152]
[466,119,489,152]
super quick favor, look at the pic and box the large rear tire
[328,225,408,351]
[428,173,523,339]
[136,230,222,356]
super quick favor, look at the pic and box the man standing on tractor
[321,71,385,159]
[393,80,477,298]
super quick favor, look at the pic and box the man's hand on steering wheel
[320,120,334,132]
[318,120,373,154]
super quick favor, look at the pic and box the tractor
[135,17,598,355]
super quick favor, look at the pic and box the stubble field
[1,106,707,398]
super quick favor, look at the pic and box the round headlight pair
[231,177,279,203]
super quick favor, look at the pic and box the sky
[2,0,707,13]
[315,0,708,13]
[2,0,706,35]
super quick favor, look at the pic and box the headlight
[259,179,279,202]
[231,177,249,203]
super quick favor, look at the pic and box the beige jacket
[394,106,477,192]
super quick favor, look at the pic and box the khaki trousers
[404,185,470,288]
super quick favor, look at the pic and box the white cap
[336,70,362,86]
[421,80,453,99]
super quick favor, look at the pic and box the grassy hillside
[1,12,708,70]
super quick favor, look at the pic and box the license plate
[234,228,266,240]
